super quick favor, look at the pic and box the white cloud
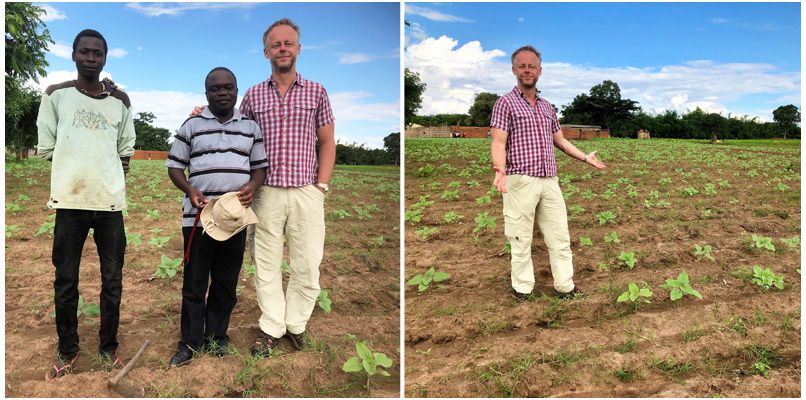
[338,50,398,65]
[518,17,524,23]
[49,42,73,59]
[329,91,399,123]
[37,4,67,22]
[405,35,800,121]
[405,21,428,47]
[405,5,474,23]
[137,46,143,51]
[126,2,254,17]
[108,48,129,58]
[709,17,729,24]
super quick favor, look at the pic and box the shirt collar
[512,86,542,102]
[201,105,243,123]
[267,72,306,88]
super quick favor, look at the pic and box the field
[5,159,400,397]
[404,138,800,397]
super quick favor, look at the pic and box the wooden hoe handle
[109,340,151,387]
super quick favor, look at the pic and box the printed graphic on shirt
[72,109,110,130]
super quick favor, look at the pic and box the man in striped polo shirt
[239,18,336,355]
[166,67,268,366]
[491,45,606,301]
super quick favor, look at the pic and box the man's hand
[237,182,255,207]
[585,151,607,170]
[493,165,508,194]
[188,187,208,209]
[188,105,205,117]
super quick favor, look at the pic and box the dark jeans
[53,209,126,358]
[179,227,245,350]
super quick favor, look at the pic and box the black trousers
[179,227,245,350]
[53,209,126,358]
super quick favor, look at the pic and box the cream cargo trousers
[503,175,575,294]
[250,185,325,337]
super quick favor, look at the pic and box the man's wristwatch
[316,182,330,193]
[583,153,589,162]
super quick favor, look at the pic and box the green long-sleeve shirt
[36,80,136,211]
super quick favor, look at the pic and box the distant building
[561,125,610,140]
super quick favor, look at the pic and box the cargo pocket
[503,209,528,242]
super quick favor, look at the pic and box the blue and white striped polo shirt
[166,106,269,226]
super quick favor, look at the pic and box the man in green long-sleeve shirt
[36,29,135,380]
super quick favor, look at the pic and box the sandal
[100,351,126,369]
[45,354,77,381]
[250,331,279,357]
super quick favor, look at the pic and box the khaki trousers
[502,175,575,294]
[250,185,325,337]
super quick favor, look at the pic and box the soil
[404,138,800,397]
[5,160,400,397]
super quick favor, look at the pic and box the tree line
[405,68,800,140]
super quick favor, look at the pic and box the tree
[404,68,426,127]
[467,92,500,127]
[5,2,54,159]
[383,132,400,165]
[134,112,171,151]
[560,80,639,136]
[702,112,724,143]
[772,105,800,139]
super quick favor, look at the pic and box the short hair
[262,18,300,45]
[205,67,237,88]
[72,29,108,55]
[511,45,541,64]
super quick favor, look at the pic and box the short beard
[272,57,296,74]
[518,78,536,89]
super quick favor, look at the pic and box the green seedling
[146,209,160,219]
[569,205,585,214]
[473,212,496,234]
[36,220,56,237]
[317,289,332,313]
[661,271,703,301]
[126,231,142,245]
[753,362,771,378]
[154,254,182,279]
[693,244,715,261]
[603,231,620,244]
[243,263,256,276]
[775,183,789,192]
[440,190,459,201]
[407,266,450,292]
[413,195,435,209]
[680,187,699,196]
[750,266,784,290]
[704,183,717,196]
[330,209,352,219]
[658,177,672,185]
[416,164,435,177]
[618,251,637,270]
[149,235,171,248]
[782,236,799,249]
[581,189,595,199]
[281,259,291,273]
[352,205,372,220]
[751,235,775,252]
[447,181,461,188]
[443,211,463,224]
[415,226,438,240]
[501,241,511,255]
[579,236,593,247]
[342,339,393,389]
[597,211,616,225]
[475,195,491,204]
[5,225,21,238]
[404,209,422,223]
[50,295,100,319]
[617,282,653,303]
[369,235,386,248]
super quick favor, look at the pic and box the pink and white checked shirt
[490,86,561,177]
[239,73,335,187]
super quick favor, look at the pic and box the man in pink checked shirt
[490,45,606,302]
[238,18,336,355]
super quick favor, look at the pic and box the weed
[681,324,707,342]
[616,337,637,353]
[614,368,636,382]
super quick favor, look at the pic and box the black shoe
[287,331,307,351]
[512,290,532,302]
[203,337,231,357]
[555,287,582,300]
[170,346,194,367]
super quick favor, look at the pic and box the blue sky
[34,2,400,149]
[405,2,801,122]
